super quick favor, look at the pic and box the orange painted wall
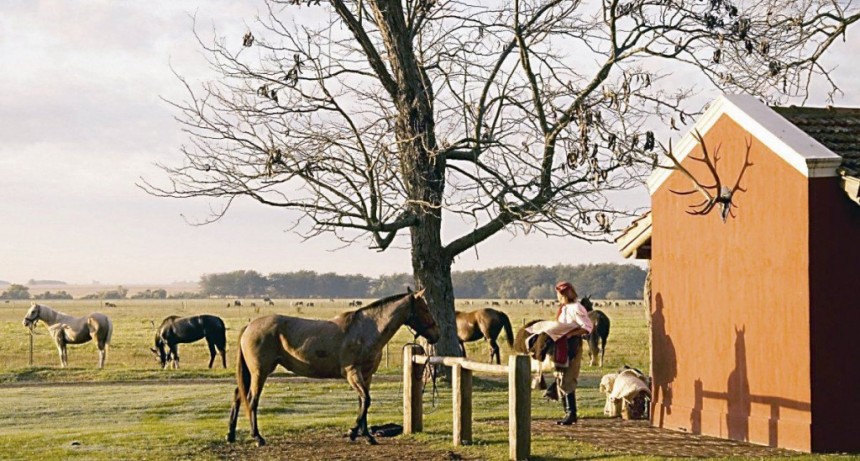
[651,114,812,451]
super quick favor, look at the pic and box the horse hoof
[226,433,235,443]
[255,437,266,447]
[367,436,379,445]
[348,431,358,442]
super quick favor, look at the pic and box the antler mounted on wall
[661,130,753,223]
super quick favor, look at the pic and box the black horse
[151,314,227,369]
[581,296,611,367]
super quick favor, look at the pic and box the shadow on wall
[692,326,810,447]
[651,293,677,427]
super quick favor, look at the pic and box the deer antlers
[661,130,753,222]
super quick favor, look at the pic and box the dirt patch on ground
[214,418,800,460]
[527,418,799,458]
[209,428,474,461]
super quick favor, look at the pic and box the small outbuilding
[617,94,860,452]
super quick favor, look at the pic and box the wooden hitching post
[509,354,531,461]
[452,363,473,446]
[403,344,425,433]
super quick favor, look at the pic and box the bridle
[404,295,437,340]
[23,306,40,328]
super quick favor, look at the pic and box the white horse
[22,303,113,368]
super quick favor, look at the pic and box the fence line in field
[402,345,531,461]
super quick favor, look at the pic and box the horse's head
[406,288,440,344]
[151,336,168,368]
[22,303,41,328]
[580,295,593,312]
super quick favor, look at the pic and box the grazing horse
[227,289,440,447]
[22,303,113,368]
[581,296,611,367]
[151,314,227,369]
[455,308,514,364]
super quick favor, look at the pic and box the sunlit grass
[0,298,659,460]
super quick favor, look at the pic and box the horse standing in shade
[22,303,113,368]
[581,296,611,367]
[455,307,514,364]
[227,289,440,447]
[151,314,227,369]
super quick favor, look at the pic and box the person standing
[553,281,593,425]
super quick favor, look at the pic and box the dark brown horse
[227,289,440,447]
[581,296,611,367]
[151,314,227,369]
[455,307,514,364]
[513,319,582,391]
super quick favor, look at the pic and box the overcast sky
[1,1,858,285]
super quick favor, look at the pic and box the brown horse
[455,307,514,364]
[581,296,611,367]
[226,289,440,447]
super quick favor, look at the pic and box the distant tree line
[199,264,646,300]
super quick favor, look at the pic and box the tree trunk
[412,230,460,358]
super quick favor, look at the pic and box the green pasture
[0,298,649,380]
[0,299,828,460]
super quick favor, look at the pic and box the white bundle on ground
[600,368,651,417]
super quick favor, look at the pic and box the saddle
[368,423,403,437]
[526,332,581,365]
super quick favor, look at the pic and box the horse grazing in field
[227,289,440,447]
[151,314,227,369]
[455,308,514,364]
[22,303,113,368]
[581,296,611,367]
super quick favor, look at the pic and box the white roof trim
[647,94,844,195]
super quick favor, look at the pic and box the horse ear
[406,286,414,294]
[414,288,426,298]
[150,348,158,355]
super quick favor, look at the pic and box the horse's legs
[220,347,227,369]
[207,340,216,369]
[169,344,180,369]
[489,339,500,364]
[588,337,598,367]
[226,387,241,443]
[599,336,606,368]
[458,341,466,358]
[97,337,107,369]
[57,344,68,368]
[345,368,377,445]
[247,372,270,446]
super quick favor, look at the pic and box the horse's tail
[236,326,252,420]
[105,317,113,346]
[500,312,514,348]
[214,317,228,351]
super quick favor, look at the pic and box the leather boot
[557,392,578,425]
[555,392,568,425]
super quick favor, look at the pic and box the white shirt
[557,301,594,333]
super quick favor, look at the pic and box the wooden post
[452,363,473,446]
[403,344,425,433]
[509,355,531,461]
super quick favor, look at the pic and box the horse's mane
[338,292,410,325]
[358,292,409,311]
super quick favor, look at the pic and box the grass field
[0,298,834,460]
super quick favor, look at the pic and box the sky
[1,1,859,285]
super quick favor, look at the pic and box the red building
[617,94,860,452]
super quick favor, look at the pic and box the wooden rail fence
[402,344,531,461]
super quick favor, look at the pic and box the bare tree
[142,0,858,356]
